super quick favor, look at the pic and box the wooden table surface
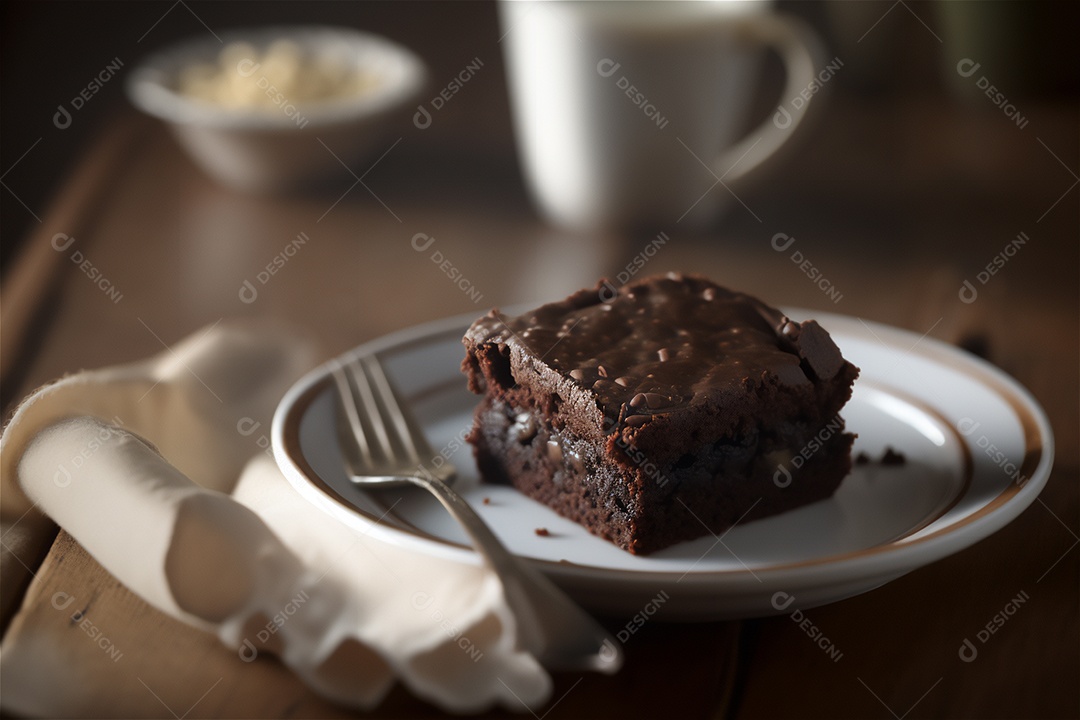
[1,7,1077,716]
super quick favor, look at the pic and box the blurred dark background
[0,6,1077,718]
[2,0,1077,270]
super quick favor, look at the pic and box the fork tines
[332,354,435,478]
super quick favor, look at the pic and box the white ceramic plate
[273,309,1053,620]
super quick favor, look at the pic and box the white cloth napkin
[0,321,551,714]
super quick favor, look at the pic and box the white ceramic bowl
[127,26,426,193]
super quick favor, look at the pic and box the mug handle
[715,14,827,183]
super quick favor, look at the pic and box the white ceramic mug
[499,0,825,230]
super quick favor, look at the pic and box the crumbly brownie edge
[471,395,855,555]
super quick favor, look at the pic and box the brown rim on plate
[278,313,1048,583]
[855,380,975,543]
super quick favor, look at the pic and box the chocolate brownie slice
[461,273,859,555]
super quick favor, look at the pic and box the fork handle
[404,474,526,577]
[404,473,573,656]
[401,473,623,673]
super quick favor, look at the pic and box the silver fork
[331,354,622,673]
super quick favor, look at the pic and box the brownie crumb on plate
[856,447,907,467]
[881,446,907,466]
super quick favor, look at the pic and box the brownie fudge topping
[462,272,859,554]
[465,273,845,426]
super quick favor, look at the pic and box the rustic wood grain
[0,87,1075,719]
[0,113,152,406]
[0,113,151,637]
[1,531,741,719]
